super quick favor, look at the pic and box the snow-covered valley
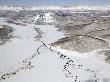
[0,7,110,82]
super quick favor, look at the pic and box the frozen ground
[0,8,110,82]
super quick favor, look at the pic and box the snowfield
[0,6,110,82]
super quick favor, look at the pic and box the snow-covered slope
[32,12,55,24]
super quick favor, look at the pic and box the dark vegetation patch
[6,20,26,26]
[0,25,14,45]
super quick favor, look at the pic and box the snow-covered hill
[32,12,55,24]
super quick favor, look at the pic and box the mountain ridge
[0,5,110,11]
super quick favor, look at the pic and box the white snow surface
[0,17,110,82]
[32,13,55,23]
